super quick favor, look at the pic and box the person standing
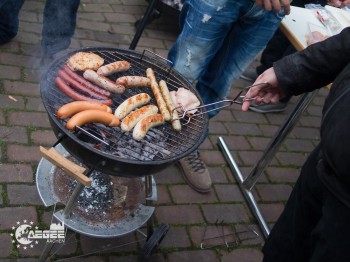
[168,0,291,193]
[242,26,350,261]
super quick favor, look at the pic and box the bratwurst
[56,101,112,119]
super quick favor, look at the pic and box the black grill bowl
[40,47,209,177]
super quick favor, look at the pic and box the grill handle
[39,146,91,186]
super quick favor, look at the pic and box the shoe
[240,67,259,82]
[177,151,212,193]
[249,101,288,113]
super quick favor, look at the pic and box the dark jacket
[274,27,350,206]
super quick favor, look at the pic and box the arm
[242,27,350,111]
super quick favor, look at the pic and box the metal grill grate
[40,47,208,164]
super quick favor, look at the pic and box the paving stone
[200,150,226,165]
[208,166,229,183]
[266,167,300,183]
[159,226,191,248]
[0,65,21,80]
[0,164,33,183]
[259,124,281,138]
[259,203,285,223]
[7,185,42,205]
[219,135,251,151]
[169,185,217,204]
[153,164,184,185]
[0,110,4,124]
[283,138,316,152]
[80,233,139,254]
[232,110,269,124]
[168,250,219,262]
[220,248,264,262]
[225,122,263,136]
[30,129,56,146]
[155,205,203,225]
[0,234,12,258]
[0,126,28,144]
[4,80,40,96]
[189,225,235,248]
[246,136,271,151]
[0,207,38,230]
[238,151,279,166]
[209,121,228,134]
[291,126,320,140]
[0,94,25,109]
[256,184,293,202]
[156,185,171,204]
[214,184,244,202]
[8,111,51,128]
[202,204,250,224]
[110,253,165,262]
[276,152,308,166]
[25,97,45,111]
[7,145,41,163]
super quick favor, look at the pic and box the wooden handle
[39,146,91,186]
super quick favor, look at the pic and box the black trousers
[263,145,350,262]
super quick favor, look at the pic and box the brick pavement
[0,0,327,261]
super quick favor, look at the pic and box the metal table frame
[218,91,317,239]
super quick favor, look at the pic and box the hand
[327,0,350,7]
[242,67,286,112]
[255,0,291,15]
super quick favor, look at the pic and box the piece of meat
[170,87,200,114]
[67,52,104,71]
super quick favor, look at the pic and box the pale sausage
[159,80,181,131]
[97,61,131,76]
[146,68,171,121]
[83,69,125,94]
[116,76,151,87]
[114,93,151,119]
[132,113,164,141]
[121,105,158,132]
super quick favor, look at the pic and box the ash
[75,172,114,211]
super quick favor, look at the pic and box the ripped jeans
[168,0,285,118]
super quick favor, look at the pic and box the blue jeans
[168,0,285,118]
[0,0,24,44]
[41,0,80,56]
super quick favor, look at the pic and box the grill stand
[217,91,317,239]
[36,143,169,261]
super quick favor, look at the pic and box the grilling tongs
[173,83,272,124]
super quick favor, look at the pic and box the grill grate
[41,47,208,163]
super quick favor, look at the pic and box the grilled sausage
[114,93,151,119]
[55,77,113,105]
[58,69,110,100]
[116,76,151,87]
[159,80,181,131]
[121,105,158,132]
[83,69,125,94]
[56,101,112,119]
[146,68,171,121]
[132,113,164,141]
[97,61,131,76]
[66,109,120,130]
[62,65,111,97]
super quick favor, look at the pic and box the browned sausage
[83,69,125,94]
[57,69,110,100]
[121,105,158,132]
[66,109,120,130]
[62,65,111,97]
[97,61,131,76]
[56,101,112,119]
[116,76,151,87]
[55,77,113,106]
[159,80,181,131]
[146,68,171,121]
[132,113,164,141]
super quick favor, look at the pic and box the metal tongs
[173,82,272,124]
